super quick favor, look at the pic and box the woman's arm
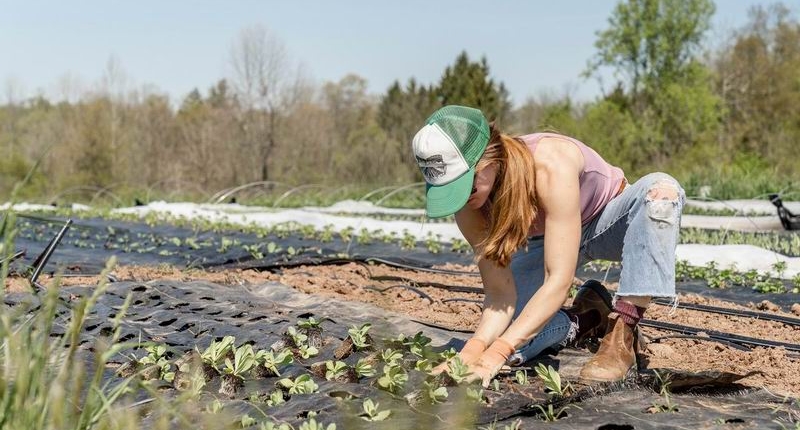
[498,145,582,346]
[454,205,517,345]
[467,138,584,386]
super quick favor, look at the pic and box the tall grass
[0,212,232,430]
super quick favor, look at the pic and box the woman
[413,105,685,386]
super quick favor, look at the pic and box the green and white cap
[412,105,490,218]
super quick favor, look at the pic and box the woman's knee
[637,173,685,202]
[636,173,685,227]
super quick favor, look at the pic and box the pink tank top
[519,133,626,236]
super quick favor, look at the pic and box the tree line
[1,1,798,203]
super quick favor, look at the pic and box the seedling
[360,399,391,421]
[533,404,569,422]
[324,360,349,381]
[354,357,377,378]
[450,238,471,253]
[356,228,372,245]
[414,358,432,373]
[256,349,294,377]
[200,335,235,371]
[339,226,354,243]
[424,232,443,254]
[206,399,224,413]
[277,374,319,394]
[399,230,416,250]
[535,363,571,397]
[297,344,319,359]
[138,344,174,382]
[266,389,286,407]
[348,323,372,350]
[297,417,336,430]
[439,348,458,361]
[220,344,256,397]
[266,241,283,254]
[377,364,408,395]
[446,356,472,384]
[241,415,258,428]
[286,326,308,348]
[243,243,264,259]
[403,331,433,358]
[297,317,325,349]
[467,387,486,404]
[319,224,335,242]
[423,380,448,404]
[380,348,404,366]
[515,369,530,385]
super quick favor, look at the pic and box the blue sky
[0,0,789,105]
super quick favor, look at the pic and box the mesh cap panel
[427,106,489,167]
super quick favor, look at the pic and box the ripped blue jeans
[508,172,686,365]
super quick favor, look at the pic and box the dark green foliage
[437,51,512,123]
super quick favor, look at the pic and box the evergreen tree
[437,51,511,122]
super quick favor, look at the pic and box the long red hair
[476,124,537,267]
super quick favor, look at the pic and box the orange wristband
[459,338,487,365]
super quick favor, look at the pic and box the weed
[648,370,680,413]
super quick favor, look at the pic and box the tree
[712,3,800,177]
[229,25,306,182]
[585,0,720,165]
[437,52,511,122]
[377,78,439,178]
[587,0,715,104]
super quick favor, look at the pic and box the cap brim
[425,167,475,218]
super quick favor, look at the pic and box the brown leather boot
[563,280,613,345]
[579,313,637,382]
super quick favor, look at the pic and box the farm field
[2,199,800,429]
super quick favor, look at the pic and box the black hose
[639,319,800,352]
[653,298,800,327]
[646,334,752,352]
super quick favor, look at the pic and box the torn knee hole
[646,181,679,201]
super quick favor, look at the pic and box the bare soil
[7,262,800,397]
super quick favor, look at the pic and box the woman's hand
[464,338,516,387]
[431,337,486,376]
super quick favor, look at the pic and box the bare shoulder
[534,136,584,175]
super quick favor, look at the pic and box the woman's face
[466,163,497,209]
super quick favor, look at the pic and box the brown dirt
[7,262,800,397]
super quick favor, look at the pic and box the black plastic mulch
[4,278,797,429]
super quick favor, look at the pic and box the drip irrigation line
[652,298,800,327]
[441,298,483,305]
[639,319,800,352]
[364,284,433,303]
[408,317,475,334]
[370,275,484,294]
[0,250,25,265]
[646,334,752,352]
[359,257,480,277]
